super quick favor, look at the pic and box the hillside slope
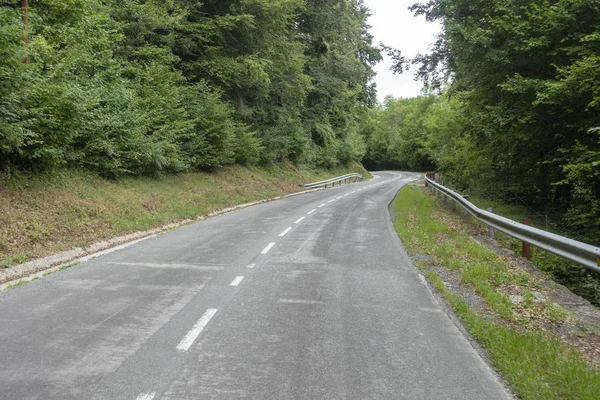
[0,163,369,269]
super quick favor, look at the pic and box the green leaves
[402,0,600,243]
[0,0,380,177]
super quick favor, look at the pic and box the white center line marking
[336,196,343,199]
[247,263,256,268]
[279,227,292,237]
[294,217,305,224]
[328,199,335,203]
[344,193,349,197]
[307,209,317,215]
[176,308,218,352]
[136,393,156,400]
[318,203,326,208]
[261,242,276,254]
[230,276,244,286]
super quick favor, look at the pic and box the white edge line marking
[307,209,317,215]
[261,242,276,254]
[247,263,256,268]
[136,393,156,400]
[176,308,218,352]
[279,227,292,237]
[318,204,326,208]
[230,276,244,286]
[294,217,305,224]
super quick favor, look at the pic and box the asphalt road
[0,172,512,400]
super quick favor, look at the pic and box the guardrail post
[522,218,531,259]
[487,207,495,239]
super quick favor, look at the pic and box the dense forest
[0,0,379,177]
[364,0,600,247]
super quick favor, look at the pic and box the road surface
[0,171,511,399]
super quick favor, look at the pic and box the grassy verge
[0,162,369,266]
[467,195,600,308]
[392,185,600,399]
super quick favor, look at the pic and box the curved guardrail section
[302,173,363,189]
[425,177,600,273]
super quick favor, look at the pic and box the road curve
[0,172,512,400]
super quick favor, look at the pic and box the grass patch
[1,254,28,268]
[0,162,368,266]
[59,261,81,271]
[393,185,600,399]
[4,277,37,290]
[466,194,600,308]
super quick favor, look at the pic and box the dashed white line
[336,196,343,200]
[307,209,317,215]
[294,217,305,224]
[247,263,256,268]
[230,276,244,286]
[344,193,349,197]
[261,242,276,254]
[327,199,335,203]
[279,227,292,237]
[318,203,326,208]
[136,393,156,400]
[176,308,218,352]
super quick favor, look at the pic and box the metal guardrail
[302,173,363,189]
[425,177,600,273]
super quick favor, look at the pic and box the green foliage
[384,0,600,245]
[0,0,380,177]
[363,94,468,174]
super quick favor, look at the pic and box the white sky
[364,0,441,102]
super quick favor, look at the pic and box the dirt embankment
[0,162,370,285]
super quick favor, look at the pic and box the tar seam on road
[230,276,244,286]
[176,308,218,352]
[261,242,276,254]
